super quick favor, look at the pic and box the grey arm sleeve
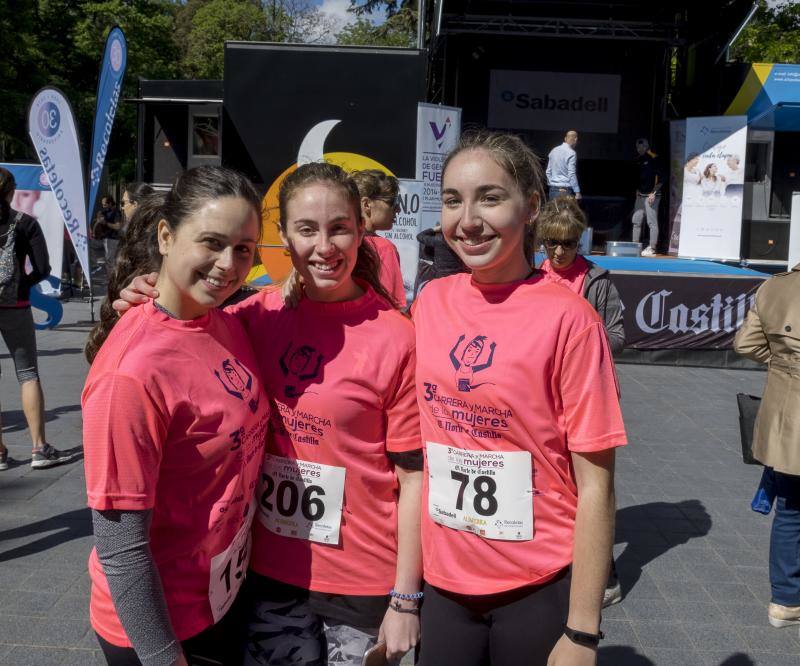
[92,509,182,666]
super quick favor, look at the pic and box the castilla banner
[613,273,764,349]
[27,87,90,286]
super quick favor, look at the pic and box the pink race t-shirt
[82,301,269,646]
[230,285,419,595]
[412,273,626,595]
[539,255,589,295]
[367,235,407,308]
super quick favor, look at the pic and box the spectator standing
[546,130,581,201]
[93,196,123,271]
[0,167,76,470]
[120,183,154,232]
[631,138,664,257]
[734,263,800,629]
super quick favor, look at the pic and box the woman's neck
[154,275,210,320]
[472,253,532,285]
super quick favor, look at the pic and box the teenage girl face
[441,149,536,283]
[281,182,364,302]
[157,196,258,318]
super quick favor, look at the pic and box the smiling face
[440,148,535,284]
[156,196,258,319]
[281,182,364,303]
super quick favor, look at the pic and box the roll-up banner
[88,26,127,220]
[416,103,461,232]
[678,116,747,261]
[668,120,686,256]
[28,87,90,286]
[377,179,423,304]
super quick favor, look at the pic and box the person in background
[0,167,75,471]
[537,196,626,609]
[734,262,800,631]
[94,196,123,271]
[723,155,744,197]
[120,183,155,232]
[701,163,722,197]
[545,130,581,201]
[414,224,468,296]
[537,197,625,355]
[631,138,664,257]
[350,169,407,308]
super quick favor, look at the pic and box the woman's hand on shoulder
[112,272,159,314]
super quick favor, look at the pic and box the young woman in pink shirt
[83,166,270,666]
[412,130,627,666]
[350,169,407,308]
[117,163,423,665]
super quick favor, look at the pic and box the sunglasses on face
[542,239,579,250]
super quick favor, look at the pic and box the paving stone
[629,620,693,649]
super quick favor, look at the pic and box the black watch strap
[563,624,604,647]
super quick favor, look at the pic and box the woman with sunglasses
[537,197,625,354]
[350,169,407,308]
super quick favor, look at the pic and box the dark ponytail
[84,194,164,363]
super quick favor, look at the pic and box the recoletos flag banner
[28,87,90,286]
[678,115,747,261]
[416,103,461,232]
[377,179,423,304]
[88,26,127,220]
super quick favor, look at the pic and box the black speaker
[741,219,790,261]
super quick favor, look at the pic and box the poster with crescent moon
[222,43,427,285]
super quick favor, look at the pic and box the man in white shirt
[723,154,744,197]
[546,130,581,200]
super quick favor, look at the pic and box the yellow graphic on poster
[252,121,394,285]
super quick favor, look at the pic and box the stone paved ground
[0,301,797,665]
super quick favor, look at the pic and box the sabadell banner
[28,87,90,285]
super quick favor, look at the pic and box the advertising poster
[678,116,747,260]
[377,179,423,304]
[223,43,426,284]
[88,26,127,220]
[28,87,90,285]
[416,103,461,232]
[668,120,686,256]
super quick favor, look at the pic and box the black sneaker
[30,444,77,469]
[0,449,8,471]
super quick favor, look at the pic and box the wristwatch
[563,624,604,647]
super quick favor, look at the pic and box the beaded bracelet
[389,589,424,601]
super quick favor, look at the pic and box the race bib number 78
[427,442,534,541]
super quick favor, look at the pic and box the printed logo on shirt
[450,334,497,393]
[279,342,323,398]
[214,358,259,413]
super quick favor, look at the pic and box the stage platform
[587,256,768,278]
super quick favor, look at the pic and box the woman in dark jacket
[536,196,625,354]
[0,167,75,471]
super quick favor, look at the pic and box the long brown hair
[85,166,261,363]
[442,129,545,264]
[278,162,399,308]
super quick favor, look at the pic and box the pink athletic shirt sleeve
[229,285,419,595]
[82,302,269,646]
[367,234,407,308]
[412,273,626,595]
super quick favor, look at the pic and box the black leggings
[418,569,571,666]
[96,594,247,666]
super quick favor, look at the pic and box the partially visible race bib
[427,441,534,541]
[208,501,254,622]
[257,454,346,545]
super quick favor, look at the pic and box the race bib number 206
[258,454,346,545]
[427,442,533,541]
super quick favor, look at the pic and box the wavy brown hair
[278,162,399,309]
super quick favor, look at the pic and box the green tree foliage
[336,12,415,47]
[731,0,800,64]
